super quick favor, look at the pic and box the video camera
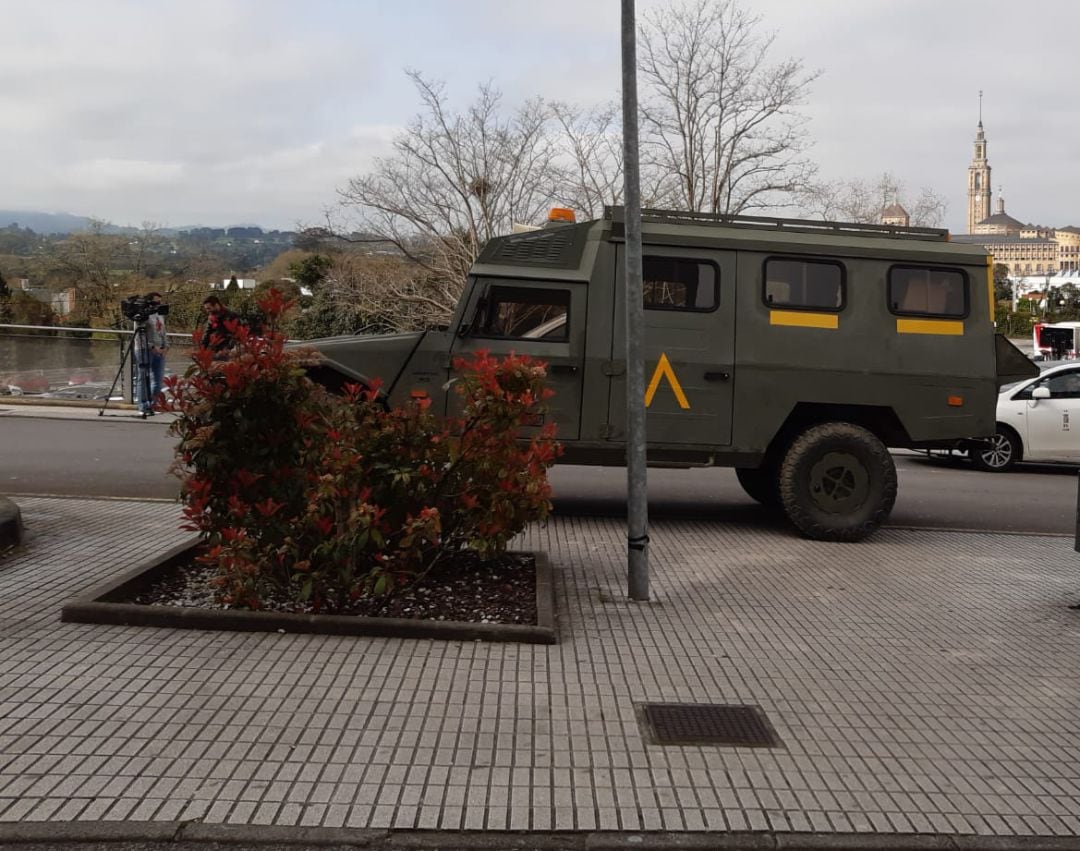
[121,296,169,323]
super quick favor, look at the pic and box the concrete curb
[0,495,23,549]
[0,395,133,410]
[0,823,1077,849]
[61,541,558,645]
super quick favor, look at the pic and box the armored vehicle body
[305,207,1035,541]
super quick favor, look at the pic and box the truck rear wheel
[735,464,780,508]
[778,422,896,542]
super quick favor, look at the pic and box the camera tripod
[99,320,154,419]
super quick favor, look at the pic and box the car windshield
[1000,359,1069,393]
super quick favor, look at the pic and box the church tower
[967,93,992,233]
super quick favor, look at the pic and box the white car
[971,362,1080,471]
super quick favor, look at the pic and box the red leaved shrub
[162,290,560,612]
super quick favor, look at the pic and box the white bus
[1032,321,1080,360]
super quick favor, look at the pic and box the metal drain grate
[639,703,781,747]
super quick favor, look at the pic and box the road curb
[0,495,23,549]
[0,823,1078,850]
[0,395,133,409]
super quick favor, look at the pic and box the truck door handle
[550,364,579,375]
[704,371,730,381]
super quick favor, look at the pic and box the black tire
[778,422,897,542]
[969,425,1021,472]
[735,464,780,508]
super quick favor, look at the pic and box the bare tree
[550,101,625,219]
[802,172,948,227]
[130,221,167,278]
[43,219,131,321]
[338,72,561,322]
[638,0,819,215]
[333,2,827,327]
[322,253,448,333]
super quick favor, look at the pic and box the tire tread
[779,422,897,542]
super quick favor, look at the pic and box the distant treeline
[0,222,297,258]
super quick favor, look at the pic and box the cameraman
[133,291,168,415]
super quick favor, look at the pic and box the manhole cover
[639,703,781,747]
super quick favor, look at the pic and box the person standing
[134,291,168,415]
[200,295,240,357]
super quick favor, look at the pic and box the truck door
[607,248,736,446]
[449,278,586,440]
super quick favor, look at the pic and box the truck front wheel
[778,422,897,542]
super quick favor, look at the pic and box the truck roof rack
[604,206,950,242]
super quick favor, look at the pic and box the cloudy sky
[1,0,1076,234]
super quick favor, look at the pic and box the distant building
[1011,270,1080,298]
[51,289,77,316]
[880,203,910,227]
[14,279,49,301]
[213,278,257,291]
[952,112,1080,276]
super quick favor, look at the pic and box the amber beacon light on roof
[547,207,576,223]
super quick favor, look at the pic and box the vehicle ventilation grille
[491,229,573,266]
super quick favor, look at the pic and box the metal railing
[0,323,195,404]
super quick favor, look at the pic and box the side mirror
[1031,386,1051,401]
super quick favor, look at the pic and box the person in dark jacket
[200,295,240,356]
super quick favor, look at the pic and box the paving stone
[1,496,1079,837]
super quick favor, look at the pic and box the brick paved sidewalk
[1,496,1078,842]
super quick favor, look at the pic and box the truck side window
[763,258,844,311]
[642,257,718,311]
[480,286,570,341]
[888,266,968,317]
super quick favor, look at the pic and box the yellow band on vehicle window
[769,310,838,329]
[896,318,964,335]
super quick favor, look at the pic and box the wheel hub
[808,451,870,514]
[979,433,1012,469]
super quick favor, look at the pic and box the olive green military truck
[302,207,1036,542]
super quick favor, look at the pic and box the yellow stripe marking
[896,318,964,335]
[769,310,838,329]
[644,353,690,409]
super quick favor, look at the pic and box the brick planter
[61,539,557,644]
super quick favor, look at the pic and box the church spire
[967,94,992,233]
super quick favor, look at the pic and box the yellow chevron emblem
[645,353,690,409]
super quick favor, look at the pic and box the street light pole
[621,0,649,601]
